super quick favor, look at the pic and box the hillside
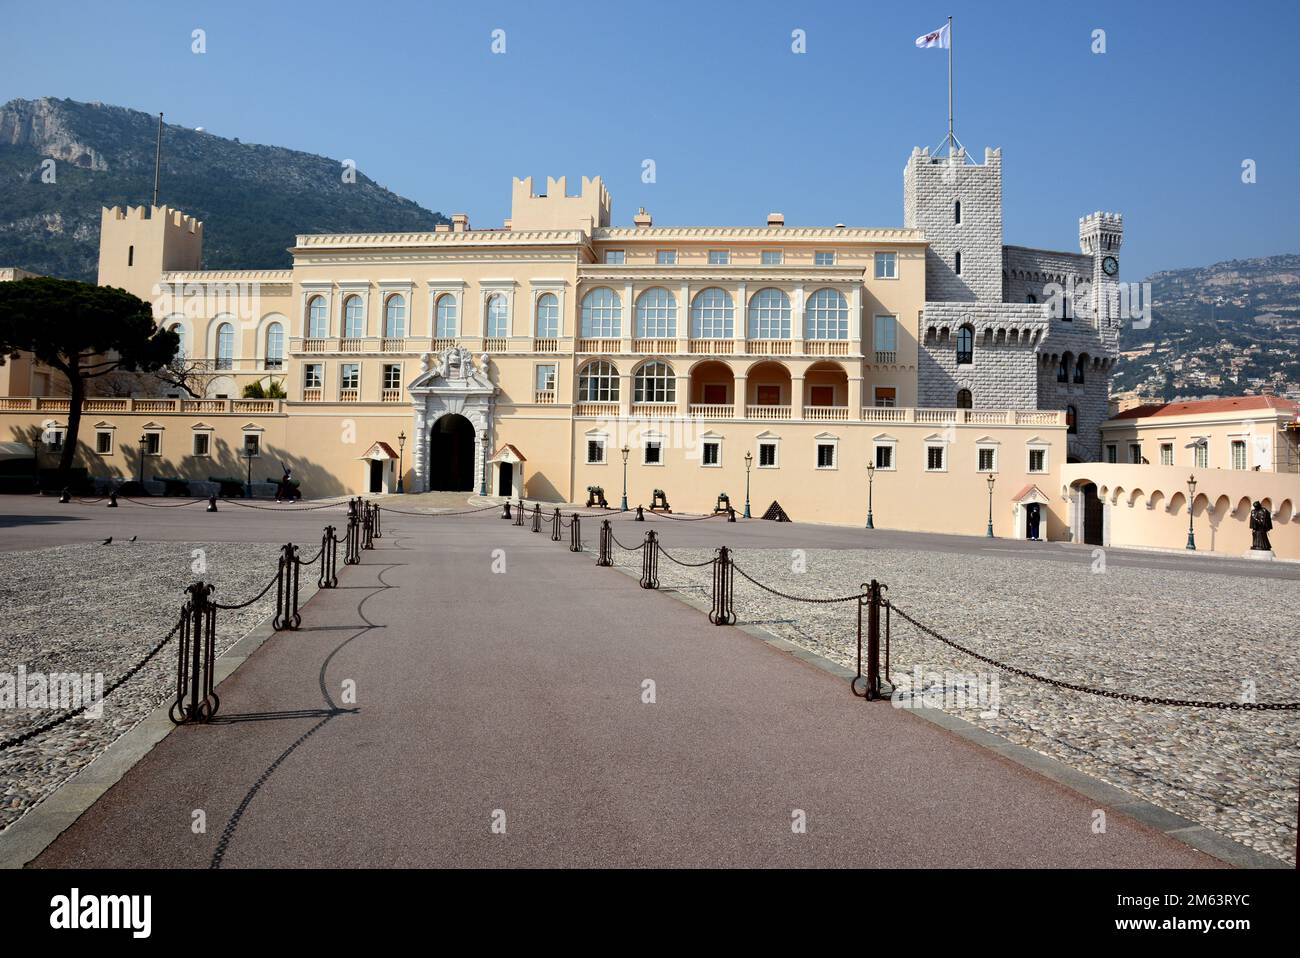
[0,97,449,280]
[1115,254,1300,400]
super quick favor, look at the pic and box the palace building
[2,145,1135,537]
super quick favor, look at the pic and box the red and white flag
[915,23,950,49]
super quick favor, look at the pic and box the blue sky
[4,0,1298,278]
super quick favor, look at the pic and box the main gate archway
[428,413,476,491]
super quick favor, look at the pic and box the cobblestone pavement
[0,541,285,831]
[612,542,1300,865]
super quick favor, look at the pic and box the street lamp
[138,433,148,487]
[242,440,255,498]
[865,462,875,529]
[743,450,753,518]
[620,444,630,511]
[396,430,406,494]
[985,473,996,538]
[479,431,489,496]
[1185,474,1198,551]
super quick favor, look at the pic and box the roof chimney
[451,213,470,232]
[633,207,652,227]
[767,212,785,227]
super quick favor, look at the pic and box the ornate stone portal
[408,347,496,494]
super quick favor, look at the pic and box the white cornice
[594,226,926,243]
[160,269,293,284]
[292,229,588,250]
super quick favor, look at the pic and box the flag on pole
[915,23,950,49]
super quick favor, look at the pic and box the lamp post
[1185,474,1198,551]
[479,432,489,496]
[743,450,753,518]
[865,462,875,529]
[985,473,996,538]
[396,430,406,494]
[138,433,148,487]
[620,444,630,511]
[243,441,254,498]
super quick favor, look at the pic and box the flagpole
[947,16,954,153]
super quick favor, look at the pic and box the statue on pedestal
[1249,501,1272,551]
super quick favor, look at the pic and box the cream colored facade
[1100,396,1300,473]
[0,175,1076,536]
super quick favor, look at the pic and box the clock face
[1102,255,1119,276]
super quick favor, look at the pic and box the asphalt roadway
[17,497,1220,868]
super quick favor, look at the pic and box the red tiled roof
[1109,395,1300,421]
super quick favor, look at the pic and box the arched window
[578,360,620,402]
[215,322,234,370]
[265,322,284,369]
[170,323,186,359]
[690,288,734,339]
[1026,293,1037,304]
[747,288,791,340]
[580,288,622,338]
[384,294,406,339]
[804,288,849,340]
[635,288,677,338]
[634,361,675,404]
[435,294,458,338]
[485,293,509,338]
[1057,352,1072,383]
[1074,354,1087,384]
[956,388,973,409]
[956,324,974,364]
[343,295,364,339]
[535,293,559,338]
[307,296,328,339]
[1066,405,1078,433]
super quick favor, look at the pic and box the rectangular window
[656,249,677,265]
[809,385,834,407]
[604,250,625,265]
[1231,439,1247,470]
[874,387,897,407]
[643,441,662,465]
[243,434,261,458]
[1160,443,1174,466]
[587,438,606,464]
[814,251,836,266]
[1129,443,1142,464]
[874,251,897,279]
[978,447,996,472]
[875,445,894,470]
[95,431,113,455]
[193,433,211,457]
[926,446,945,471]
[954,251,962,275]
[383,363,402,390]
[816,443,836,469]
[761,250,783,265]
[756,384,781,405]
[47,430,64,452]
[304,363,323,389]
[1106,444,1117,464]
[758,442,777,468]
[145,432,161,456]
[341,363,360,390]
[1194,442,1209,469]
[535,363,557,392]
[1028,448,1047,473]
[874,315,897,357]
[701,441,720,466]
[707,249,730,266]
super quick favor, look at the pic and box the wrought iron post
[569,513,582,552]
[635,505,644,521]
[531,503,541,533]
[551,507,562,541]
[1185,474,1198,551]
[372,504,382,539]
[206,494,217,512]
[362,501,375,550]
[502,501,512,520]
[346,504,361,565]
[597,519,612,566]
[986,474,995,538]
[727,505,736,523]
[108,491,119,508]
[866,463,875,529]
[171,582,219,724]
[708,546,736,625]
[743,450,752,518]
[514,499,524,526]
[320,525,339,588]
[274,542,302,631]
[59,487,71,503]
[639,530,659,589]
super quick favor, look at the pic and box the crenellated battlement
[509,175,611,232]
[102,204,203,235]
[1079,211,1123,254]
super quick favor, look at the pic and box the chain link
[730,562,868,604]
[655,543,716,568]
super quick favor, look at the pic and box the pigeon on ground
[100,537,112,545]
[128,535,138,542]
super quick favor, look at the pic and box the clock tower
[1078,211,1124,334]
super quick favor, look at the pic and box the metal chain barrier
[888,602,1300,711]
[569,513,583,552]
[380,502,500,517]
[550,508,562,541]
[708,547,736,625]
[730,562,869,604]
[273,543,302,631]
[319,525,340,588]
[597,519,613,566]
[513,499,525,526]
[639,530,659,589]
[531,503,542,533]
[345,500,361,564]
[171,583,219,724]
[655,543,717,568]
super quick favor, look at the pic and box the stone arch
[1149,490,1167,512]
